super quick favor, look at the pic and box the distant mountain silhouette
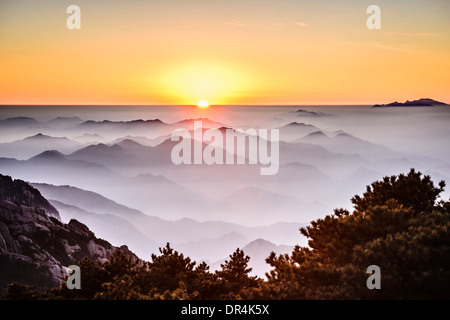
[29,149,67,161]
[80,119,167,127]
[294,109,330,117]
[241,238,293,277]
[220,186,324,224]
[68,143,130,167]
[175,232,249,263]
[242,238,294,278]
[209,238,293,278]
[338,167,384,202]
[278,122,326,142]
[0,117,39,127]
[173,118,227,129]
[72,133,106,144]
[0,134,82,159]
[68,134,244,176]
[114,138,147,150]
[46,116,84,128]
[0,151,227,222]
[297,130,329,141]
[296,130,401,160]
[278,140,367,178]
[373,98,447,107]
[24,133,81,148]
[248,163,333,219]
[26,133,48,139]
[32,183,306,263]
[0,150,125,195]
[49,199,159,260]
[31,183,143,219]
[77,119,172,138]
[110,134,171,147]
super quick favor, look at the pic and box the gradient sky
[1,0,449,105]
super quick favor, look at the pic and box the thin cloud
[385,31,410,35]
[294,22,309,28]
[369,42,403,52]
[224,21,247,27]
[385,31,433,36]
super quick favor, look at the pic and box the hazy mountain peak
[0,117,39,126]
[115,139,146,148]
[226,186,269,197]
[332,130,345,135]
[175,118,225,128]
[304,131,328,138]
[285,121,312,127]
[79,143,125,152]
[282,161,319,169]
[82,119,165,125]
[29,150,66,161]
[47,116,83,125]
[24,133,68,140]
[180,117,210,122]
[33,133,46,138]
[295,109,329,116]
[335,132,354,138]
[31,183,145,220]
[244,238,273,247]
[349,166,381,177]
[217,126,232,131]
[129,119,165,124]
[78,133,103,138]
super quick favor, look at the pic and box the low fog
[1,104,449,277]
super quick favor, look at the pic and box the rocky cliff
[0,174,137,290]
[0,174,60,219]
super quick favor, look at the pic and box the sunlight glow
[197,100,209,108]
[156,62,253,105]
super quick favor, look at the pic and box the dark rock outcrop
[0,174,60,219]
[373,98,447,108]
[0,174,137,290]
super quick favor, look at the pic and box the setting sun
[153,61,256,105]
[197,100,209,108]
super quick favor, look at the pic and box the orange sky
[1,0,449,105]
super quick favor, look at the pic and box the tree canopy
[3,169,449,300]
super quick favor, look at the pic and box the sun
[197,100,209,108]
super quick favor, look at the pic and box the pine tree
[216,248,258,295]
[264,169,450,299]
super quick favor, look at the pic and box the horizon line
[0,104,377,107]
